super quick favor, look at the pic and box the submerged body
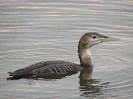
[8,32,119,79]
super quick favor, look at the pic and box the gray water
[0,0,133,99]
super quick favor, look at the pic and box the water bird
[8,32,120,79]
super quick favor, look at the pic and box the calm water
[0,0,133,99]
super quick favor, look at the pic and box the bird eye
[93,36,97,39]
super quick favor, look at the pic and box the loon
[8,32,119,79]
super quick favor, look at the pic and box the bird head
[79,32,120,48]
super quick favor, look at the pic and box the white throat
[86,49,92,58]
[84,48,94,66]
[86,49,94,66]
[80,48,92,58]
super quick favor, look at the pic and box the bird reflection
[79,67,93,86]
[79,67,110,98]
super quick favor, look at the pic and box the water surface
[0,0,133,99]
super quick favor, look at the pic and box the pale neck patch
[86,49,94,66]
[81,48,92,58]
[80,48,94,66]
[86,49,92,57]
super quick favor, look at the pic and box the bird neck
[78,47,94,67]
